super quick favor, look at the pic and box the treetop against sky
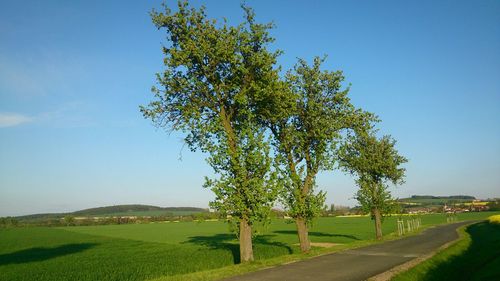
[0,0,499,216]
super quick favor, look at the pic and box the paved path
[224,221,472,281]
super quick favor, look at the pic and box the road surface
[223,221,471,281]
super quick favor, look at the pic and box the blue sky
[0,0,499,216]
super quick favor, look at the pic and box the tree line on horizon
[141,0,407,262]
[409,195,476,200]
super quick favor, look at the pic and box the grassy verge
[391,220,500,281]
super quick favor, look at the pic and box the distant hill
[15,204,208,221]
[72,204,164,216]
[408,195,475,200]
[399,195,476,206]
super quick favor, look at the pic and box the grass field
[1,212,498,281]
[392,219,500,281]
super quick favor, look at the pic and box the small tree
[142,1,281,262]
[64,215,75,226]
[340,132,407,240]
[259,57,375,252]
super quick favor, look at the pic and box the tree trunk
[296,217,311,252]
[373,208,383,240]
[220,107,254,263]
[239,217,254,263]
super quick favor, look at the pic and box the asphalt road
[223,221,472,281]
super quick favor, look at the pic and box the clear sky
[1,0,499,216]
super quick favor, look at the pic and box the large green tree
[141,1,281,262]
[260,57,375,252]
[339,131,407,240]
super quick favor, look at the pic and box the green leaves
[340,133,407,186]
[257,57,376,224]
[204,127,279,227]
[339,132,407,219]
[143,1,406,242]
[142,1,281,229]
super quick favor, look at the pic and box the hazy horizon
[1,0,499,217]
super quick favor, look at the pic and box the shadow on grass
[0,243,98,266]
[273,230,361,240]
[184,234,293,263]
[417,222,500,281]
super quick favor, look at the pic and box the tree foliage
[340,132,407,221]
[258,56,375,251]
[141,1,282,261]
[262,57,375,223]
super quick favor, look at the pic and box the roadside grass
[391,220,500,281]
[1,211,498,281]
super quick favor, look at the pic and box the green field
[1,212,498,281]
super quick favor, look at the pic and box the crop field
[0,212,497,281]
[488,214,500,223]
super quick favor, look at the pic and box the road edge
[366,220,478,281]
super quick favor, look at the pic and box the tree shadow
[183,234,293,264]
[0,243,98,266]
[273,230,361,240]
